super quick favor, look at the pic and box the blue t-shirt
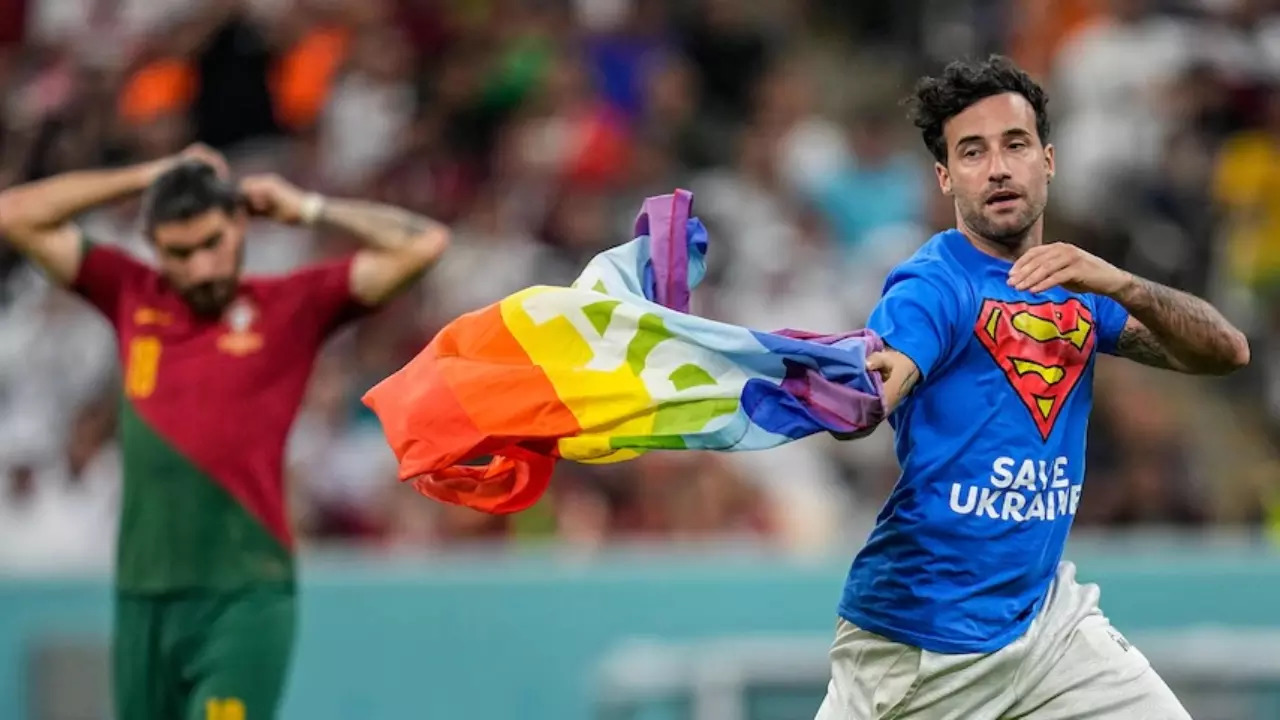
[841,229,1130,654]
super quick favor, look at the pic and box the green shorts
[113,587,296,720]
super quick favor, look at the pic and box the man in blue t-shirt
[815,56,1250,720]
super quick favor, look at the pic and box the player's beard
[181,278,239,319]
[178,242,244,319]
[957,188,1045,250]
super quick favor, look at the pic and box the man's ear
[936,162,952,196]
[1044,143,1055,183]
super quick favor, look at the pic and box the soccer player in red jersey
[0,144,450,720]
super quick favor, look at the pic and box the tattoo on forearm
[317,199,442,252]
[881,353,920,412]
[1115,323,1176,370]
[1114,276,1244,374]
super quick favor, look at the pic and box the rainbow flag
[362,190,886,513]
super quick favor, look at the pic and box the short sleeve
[283,255,374,337]
[71,236,151,323]
[1094,294,1130,356]
[866,266,963,381]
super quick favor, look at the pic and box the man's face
[935,92,1054,249]
[152,208,246,318]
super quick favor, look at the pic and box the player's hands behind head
[238,174,309,225]
[145,143,229,186]
[175,143,229,178]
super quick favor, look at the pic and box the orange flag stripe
[362,305,581,512]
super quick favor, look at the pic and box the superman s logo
[975,298,1095,441]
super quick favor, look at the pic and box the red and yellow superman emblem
[974,298,1095,440]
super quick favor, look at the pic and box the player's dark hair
[143,161,241,234]
[905,54,1050,165]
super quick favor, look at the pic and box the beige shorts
[815,562,1193,720]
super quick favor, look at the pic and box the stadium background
[1,0,1279,718]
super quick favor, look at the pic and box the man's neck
[958,221,1043,262]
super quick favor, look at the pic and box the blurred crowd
[0,0,1278,568]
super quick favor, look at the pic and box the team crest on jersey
[974,298,1095,441]
[217,298,264,356]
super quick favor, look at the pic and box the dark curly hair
[905,55,1050,165]
[143,160,241,235]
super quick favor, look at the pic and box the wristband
[300,192,325,226]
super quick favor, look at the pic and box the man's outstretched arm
[855,271,960,428]
[0,145,224,285]
[828,347,920,440]
[239,175,450,306]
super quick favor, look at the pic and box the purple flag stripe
[635,188,694,312]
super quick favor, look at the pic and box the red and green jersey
[72,238,371,593]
